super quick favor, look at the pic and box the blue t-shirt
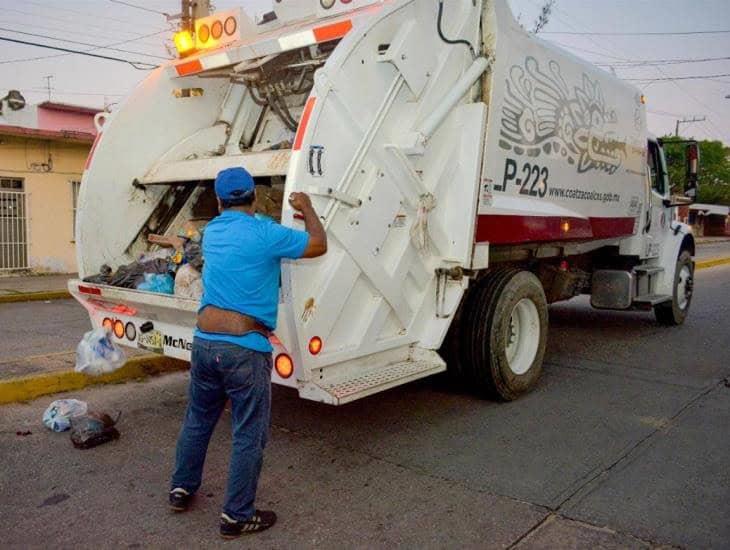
[194,210,309,352]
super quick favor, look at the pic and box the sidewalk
[0,273,75,302]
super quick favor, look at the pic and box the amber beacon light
[174,30,195,56]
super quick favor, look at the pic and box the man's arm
[288,192,327,258]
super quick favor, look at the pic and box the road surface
[1,266,728,548]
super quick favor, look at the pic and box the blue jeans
[171,337,272,521]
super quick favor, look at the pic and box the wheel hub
[505,298,541,375]
[677,265,693,310]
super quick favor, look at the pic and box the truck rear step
[307,349,446,405]
[634,293,671,306]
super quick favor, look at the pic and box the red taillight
[275,354,294,379]
[308,336,323,355]
[113,320,125,339]
[79,285,101,295]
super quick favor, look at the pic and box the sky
[0,0,728,143]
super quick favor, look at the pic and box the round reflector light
[224,16,237,36]
[320,0,336,8]
[275,354,294,379]
[198,23,210,43]
[102,317,113,331]
[125,322,137,342]
[308,336,323,355]
[113,319,125,339]
[211,20,223,40]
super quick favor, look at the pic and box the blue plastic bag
[136,273,174,294]
[43,399,88,432]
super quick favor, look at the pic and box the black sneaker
[219,510,277,538]
[169,488,192,512]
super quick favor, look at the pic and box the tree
[532,0,556,34]
[661,136,730,206]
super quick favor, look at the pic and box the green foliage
[661,136,730,205]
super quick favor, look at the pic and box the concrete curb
[0,290,71,304]
[696,256,730,270]
[0,355,188,405]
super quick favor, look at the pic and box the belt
[197,306,271,338]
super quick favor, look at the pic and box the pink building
[1,96,100,272]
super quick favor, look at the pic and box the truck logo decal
[499,57,626,176]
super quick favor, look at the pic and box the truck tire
[655,249,693,326]
[461,268,548,401]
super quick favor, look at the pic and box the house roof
[0,123,95,143]
[690,203,730,216]
[37,101,102,116]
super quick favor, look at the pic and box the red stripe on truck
[293,97,316,151]
[475,215,636,244]
[313,20,353,43]
[175,59,203,76]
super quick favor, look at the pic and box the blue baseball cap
[215,167,255,200]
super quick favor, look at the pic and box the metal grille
[0,178,29,270]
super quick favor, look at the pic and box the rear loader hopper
[70,0,697,404]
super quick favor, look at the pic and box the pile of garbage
[83,220,205,300]
[43,399,121,449]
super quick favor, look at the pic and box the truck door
[644,139,671,258]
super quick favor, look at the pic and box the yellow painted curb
[0,355,189,405]
[696,256,730,270]
[0,290,71,304]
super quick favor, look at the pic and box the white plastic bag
[42,399,88,432]
[75,327,126,377]
[174,264,203,300]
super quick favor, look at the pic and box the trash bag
[174,264,203,300]
[70,411,120,449]
[136,272,175,294]
[84,258,170,289]
[183,240,203,271]
[82,264,113,285]
[43,399,88,432]
[75,327,126,376]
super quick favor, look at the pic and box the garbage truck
[70,0,700,404]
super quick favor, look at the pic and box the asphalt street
[0,264,728,548]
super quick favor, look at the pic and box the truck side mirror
[684,141,699,202]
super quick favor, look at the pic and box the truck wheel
[655,249,694,326]
[462,268,548,401]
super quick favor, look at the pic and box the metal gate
[0,178,29,270]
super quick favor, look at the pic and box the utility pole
[43,75,53,101]
[675,116,706,137]
[180,0,210,32]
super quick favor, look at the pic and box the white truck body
[70,0,694,404]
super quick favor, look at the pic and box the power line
[0,8,167,50]
[596,56,730,68]
[539,4,728,142]
[0,36,158,69]
[22,0,168,33]
[542,30,730,36]
[108,0,172,17]
[626,73,730,82]
[0,27,170,60]
[25,88,126,97]
[0,29,168,66]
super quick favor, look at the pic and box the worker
[168,167,327,538]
